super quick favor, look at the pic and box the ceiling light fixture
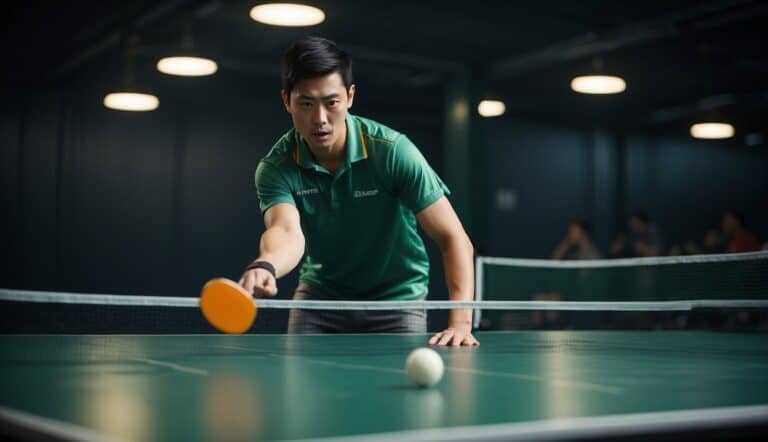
[477,100,506,117]
[157,19,218,77]
[103,92,159,112]
[157,56,218,76]
[249,3,325,26]
[690,122,735,140]
[104,35,159,112]
[571,75,626,94]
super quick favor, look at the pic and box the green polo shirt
[254,114,449,300]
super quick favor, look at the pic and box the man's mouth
[312,130,331,141]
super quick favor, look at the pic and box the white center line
[446,367,623,395]
[212,344,256,351]
[301,358,404,375]
[297,358,621,394]
[129,358,209,376]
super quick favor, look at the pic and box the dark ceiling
[4,0,767,138]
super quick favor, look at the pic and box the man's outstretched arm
[239,203,305,296]
[417,196,479,347]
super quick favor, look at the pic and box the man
[722,210,761,253]
[551,220,601,260]
[238,37,478,346]
[672,229,726,256]
[528,220,600,329]
[610,211,662,258]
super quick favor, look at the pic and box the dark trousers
[287,283,427,334]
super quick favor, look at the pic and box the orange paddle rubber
[200,278,257,334]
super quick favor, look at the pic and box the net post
[474,255,484,328]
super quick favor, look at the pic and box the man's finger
[239,274,254,294]
[267,276,278,296]
[428,332,443,345]
[437,331,454,346]
[466,335,480,346]
[259,275,277,296]
[251,277,268,296]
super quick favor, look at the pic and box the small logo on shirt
[296,188,319,196]
[353,189,379,198]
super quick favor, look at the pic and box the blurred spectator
[670,229,727,256]
[668,244,684,256]
[551,220,601,260]
[701,229,728,254]
[722,210,761,253]
[531,220,601,330]
[610,211,662,257]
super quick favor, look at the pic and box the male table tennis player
[238,37,478,346]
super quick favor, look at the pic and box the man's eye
[328,100,339,107]
[300,102,312,108]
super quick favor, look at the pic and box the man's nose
[313,104,327,125]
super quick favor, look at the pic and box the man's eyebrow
[297,93,341,101]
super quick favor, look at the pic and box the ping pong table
[1,331,767,441]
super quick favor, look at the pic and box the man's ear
[281,90,291,113]
[346,84,356,109]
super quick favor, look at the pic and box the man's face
[722,214,738,234]
[282,72,355,156]
[629,216,646,234]
[567,224,583,243]
[704,230,720,248]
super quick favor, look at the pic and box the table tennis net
[0,295,290,334]
[474,251,768,331]
[0,251,766,333]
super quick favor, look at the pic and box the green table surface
[1,331,767,441]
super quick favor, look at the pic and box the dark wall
[483,117,768,258]
[625,135,768,249]
[483,119,599,257]
[3,84,276,297]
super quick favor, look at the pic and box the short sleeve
[254,161,295,214]
[387,135,450,213]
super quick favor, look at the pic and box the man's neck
[319,157,343,175]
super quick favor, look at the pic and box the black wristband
[245,260,276,279]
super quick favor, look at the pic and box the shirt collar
[346,114,369,163]
[293,114,368,171]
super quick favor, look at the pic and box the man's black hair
[725,209,746,227]
[631,211,650,225]
[571,219,592,237]
[281,36,353,96]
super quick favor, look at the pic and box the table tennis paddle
[200,278,257,334]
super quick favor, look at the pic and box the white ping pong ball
[405,348,444,387]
